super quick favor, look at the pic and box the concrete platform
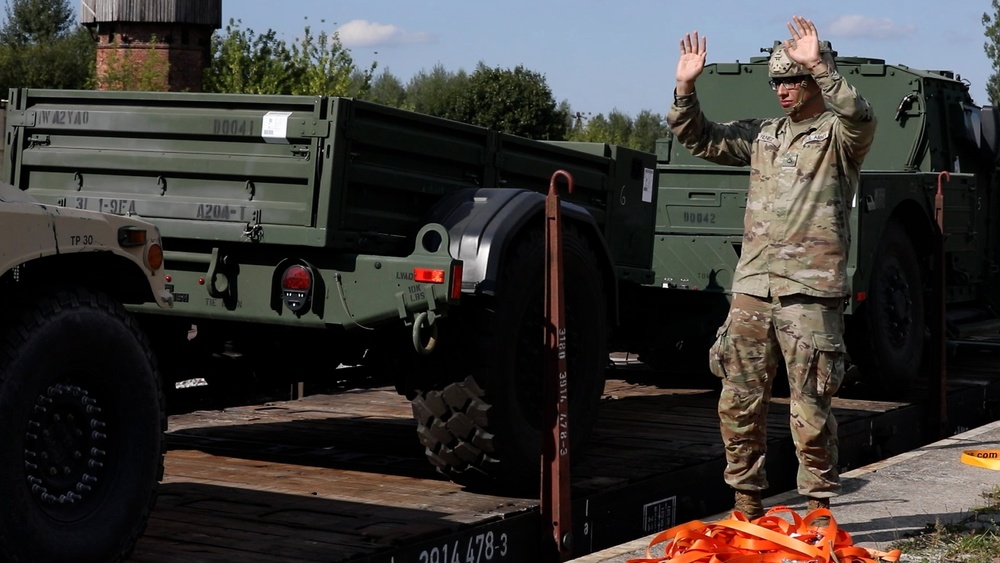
[570,419,1000,562]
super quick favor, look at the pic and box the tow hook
[411,310,439,355]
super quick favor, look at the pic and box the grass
[888,486,1000,562]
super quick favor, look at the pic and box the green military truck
[617,44,1000,395]
[0,180,172,561]
[1,89,658,488]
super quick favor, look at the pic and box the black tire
[412,225,608,489]
[847,219,925,396]
[0,288,164,563]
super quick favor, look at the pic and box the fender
[423,187,618,318]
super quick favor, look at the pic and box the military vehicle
[616,44,1000,395]
[0,179,171,561]
[1,89,658,488]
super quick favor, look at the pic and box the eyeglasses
[768,77,809,91]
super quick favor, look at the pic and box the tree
[629,110,669,154]
[204,18,373,96]
[570,113,609,143]
[566,108,667,153]
[0,0,94,93]
[362,68,407,108]
[204,19,295,94]
[0,0,72,45]
[449,63,568,140]
[287,23,373,96]
[984,1,1000,105]
[406,64,467,116]
[605,109,634,146]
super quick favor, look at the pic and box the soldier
[667,16,877,520]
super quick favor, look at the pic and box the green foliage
[404,64,468,116]
[361,63,665,150]
[985,1,1000,105]
[449,63,568,140]
[99,37,170,91]
[567,109,667,153]
[365,68,408,108]
[0,0,94,93]
[203,19,292,94]
[204,18,374,96]
[0,0,72,45]
[629,110,669,154]
[569,112,608,143]
[288,24,370,96]
[205,16,664,150]
[361,64,569,142]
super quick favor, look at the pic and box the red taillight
[414,268,445,284]
[280,264,313,314]
[282,265,312,291]
[450,263,463,300]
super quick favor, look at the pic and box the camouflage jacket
[667,68,877,298]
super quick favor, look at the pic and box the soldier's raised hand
[676,32,706,94]
[784,16,822,67]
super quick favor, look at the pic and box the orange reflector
[855,291,867,303]
[118,227,147,247]
[450,263,463,300]
[146,243,164,271]
[414,268,445,284]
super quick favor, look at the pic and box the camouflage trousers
[708,292,846,498]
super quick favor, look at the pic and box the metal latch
[27,134,50,147]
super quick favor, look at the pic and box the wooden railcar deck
[129,351,1000,562]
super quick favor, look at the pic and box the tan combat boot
[734,490,765,520]
[806,497,831,527]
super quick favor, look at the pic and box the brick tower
[80,0,222,92]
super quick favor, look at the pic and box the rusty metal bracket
[931,170,950,439]
[541,169,573,561]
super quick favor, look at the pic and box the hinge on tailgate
[7,110,36,127]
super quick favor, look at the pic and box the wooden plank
[127,356,1000,562]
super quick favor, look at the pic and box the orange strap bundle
[627,506,901,563]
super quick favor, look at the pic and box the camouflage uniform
[667,52,877,497]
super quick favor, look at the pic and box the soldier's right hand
[676,31,706,95]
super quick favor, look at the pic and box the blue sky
[222,1,991,117]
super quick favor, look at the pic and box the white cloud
[826,15,915,40]
[335,19,433,48]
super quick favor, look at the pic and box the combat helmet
[768,40,837,78]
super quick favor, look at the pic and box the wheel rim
[24,380,110,521]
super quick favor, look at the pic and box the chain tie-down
[627,506,902,563]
